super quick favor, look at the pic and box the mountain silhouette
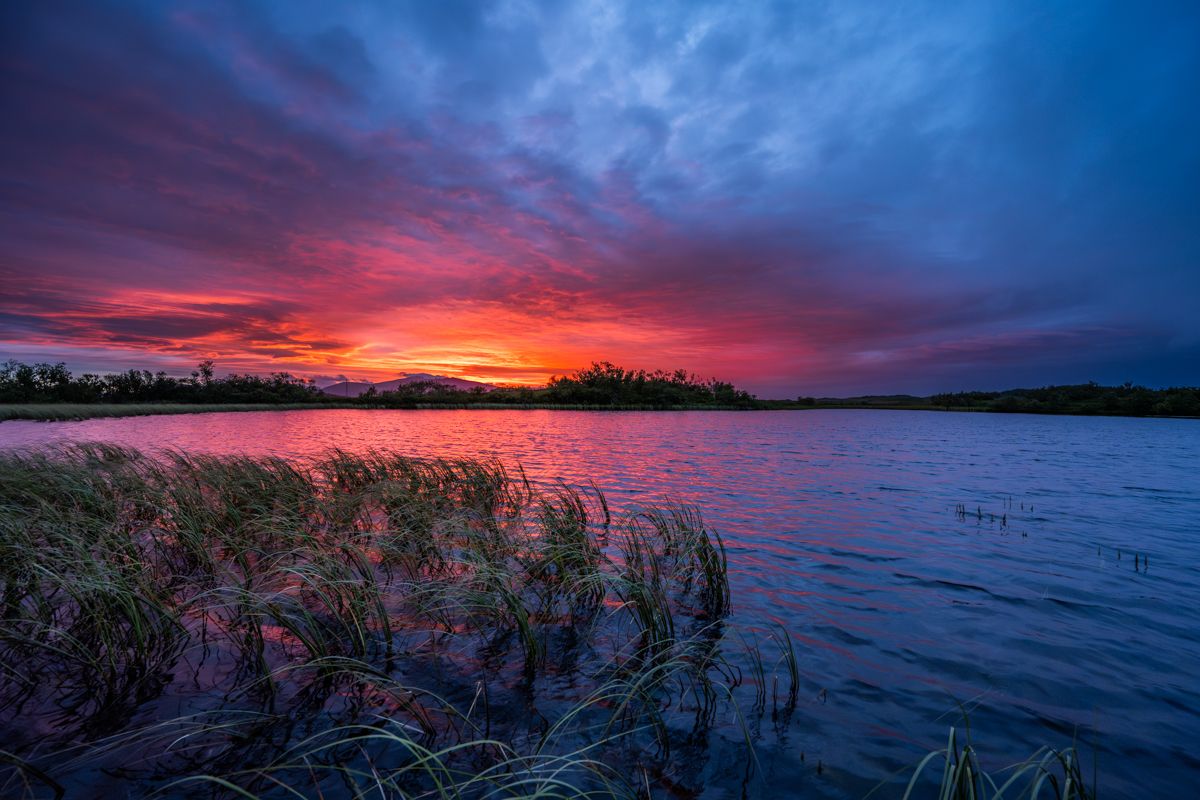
[321,374,494,397]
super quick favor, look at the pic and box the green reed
[868,725,1096,800]
[0,444,742,798]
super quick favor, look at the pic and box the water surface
[2,408,1197,796]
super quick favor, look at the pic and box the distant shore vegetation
[926,382,1200,417]
[0,358,1196,419]
[0,359,324,405]
[0,359,759,412]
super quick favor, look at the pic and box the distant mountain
[321,374,494,397]
[320,381,376,398]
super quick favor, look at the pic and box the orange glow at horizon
[4,280,793,389]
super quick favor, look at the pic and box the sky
[1,1,1197,397]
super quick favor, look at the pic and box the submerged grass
[871,726,1096,800]
[0,444,1099,799]
[0,444,741,798]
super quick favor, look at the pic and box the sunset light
[3,2,1196,395]
[1,4,1198,799]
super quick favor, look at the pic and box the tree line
[0,359,762,408]
[0,360,325,405]
[358,362,759,408]
[541,361,758,407]
[929,382,1200,417]
[5,358,1193,415]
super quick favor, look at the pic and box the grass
[871,726,1096,800]
[0,444,1100,799]
[0,444,744,798]
[0,403,353,421]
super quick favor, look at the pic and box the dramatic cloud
[2,0,1197,395]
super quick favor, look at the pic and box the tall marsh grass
[0,444,741,798]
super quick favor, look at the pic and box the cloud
[0,0,1197,395]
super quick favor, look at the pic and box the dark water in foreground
[2,408,1198,797]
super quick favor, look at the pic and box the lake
[1,408,1197,797]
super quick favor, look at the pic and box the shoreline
[0,402,354,422]
[2,401,1198,422]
